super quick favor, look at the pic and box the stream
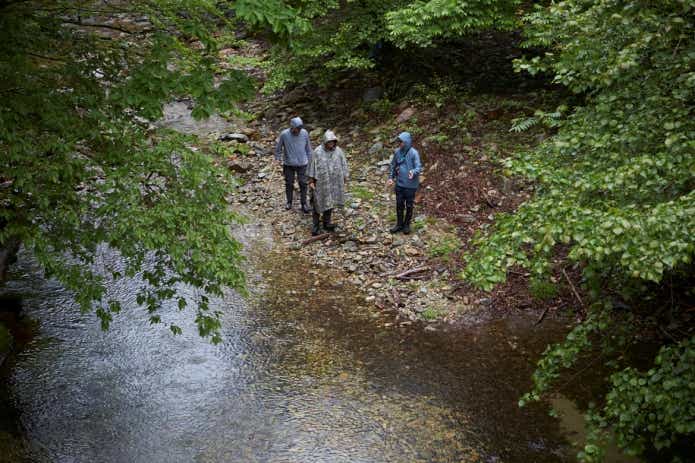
[0,103,633,463]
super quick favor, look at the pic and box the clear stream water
[0,104,635,462]
[0,242,631,463]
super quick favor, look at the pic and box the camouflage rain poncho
[307,131,349,213]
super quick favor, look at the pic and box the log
[395,266,429,280]
[301,233,330,246]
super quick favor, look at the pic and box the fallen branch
[534,306,550,326]
[301,233,329,246]
[562,268,583,306]
[397,274,430,281]
[395,266,429,280]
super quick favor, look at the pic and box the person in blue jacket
[387,132,422,234]
[275,117,313,212]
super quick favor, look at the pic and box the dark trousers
[395,185,416,225]
[283,165,308,205]
[310,190,333,230]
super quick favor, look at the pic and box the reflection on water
[0,98,641,463]
[0,244,595,463]
[551,396,638,463]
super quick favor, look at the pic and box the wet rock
[219,133,249,143]
[310,127,323,139]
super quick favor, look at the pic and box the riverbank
[204,39,581,328]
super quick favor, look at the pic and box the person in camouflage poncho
[307,130,349,236]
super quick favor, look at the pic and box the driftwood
[301,233,330,246]
[562,268,584,306]
[394,266,429,280]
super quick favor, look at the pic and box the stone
[403,246,419,257]
[227,158,252,173]
[219,133,249,143]
[368,142,384,155]
[241,127,259,140]
[396,107,416,123]
[309,127,323,139]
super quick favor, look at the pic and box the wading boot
[390,207,404,233]
[402,207,413,235]
[285,184,293,210]
[300,184,310,213]
[322,209,336,232]
[311,210,321,236]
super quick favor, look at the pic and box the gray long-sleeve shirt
[275,128,312,166]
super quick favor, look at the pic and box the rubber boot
[285,185,293,210]
[402,207,413,234]
[300,183,310,213]
[390,206,404,233]
[323,209,336,231]
[311,210,321,236]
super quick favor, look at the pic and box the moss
[421,307,441,321]
[427,233,462,259]
[529,278,559,301]
[350,186,376,201]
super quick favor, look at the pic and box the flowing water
[0,238,621,463]
[0,105,634,462]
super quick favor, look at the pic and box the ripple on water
[0,242,608,462]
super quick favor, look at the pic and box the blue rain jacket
[389,132,422,189]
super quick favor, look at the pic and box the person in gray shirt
[275,117,312,212]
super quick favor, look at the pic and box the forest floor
[206,38,586,328]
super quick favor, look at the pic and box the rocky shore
[189,39,575,327]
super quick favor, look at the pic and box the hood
[323,130,338,145]
[290,117,303,129]
[397,132,412,152]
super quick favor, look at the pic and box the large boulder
[219,133,249,143]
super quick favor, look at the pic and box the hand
[408,170,414,180]
[387,178,394,186]
[309,182,315,190]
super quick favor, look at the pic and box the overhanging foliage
[1,0,255,342]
